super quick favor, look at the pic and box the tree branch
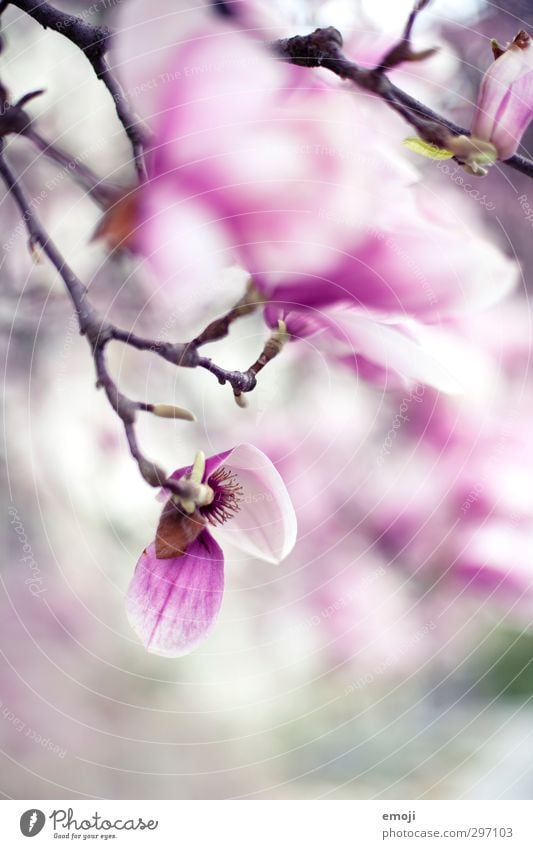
[272,27,533,180]
[7,0,146,179]
[7,3,533,180]
[91,53,147,180]
[192,279,263,347]
[0,144,279,488]
[8,0,110,61]
[197,357,257,395]
[23,126,116,206]
[197,320,289,406]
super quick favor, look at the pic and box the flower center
[203,466,243,526]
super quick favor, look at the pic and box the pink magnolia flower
[258,188,517,318]
[111,11,518,389]
[111,18,416,324]
[126,444,297,656]
[472,30,533,161]
[260,177,517,392]
[144,27,516,322]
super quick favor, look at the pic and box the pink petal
[491,70,533,159]
[472,38,533,159]
[214,443,297,563]
[126,532,224,657]
[155,28,288,178]
[312,309,494,394]
[259,190,518,318]
[111,0,208,125]
[167,449,232,488]
[149,26,412,289]
[136,179,232,327]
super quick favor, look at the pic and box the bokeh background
[2,0,533,799]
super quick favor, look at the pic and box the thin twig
[7,0,146,178]
[192,280,263,347]
[23,127,116,206]
[375,0,435,73]
[0,142,187,493]
[0,89,117,205]
[8,0,110,61]
[0,145,278,487]
[92,54,147,180]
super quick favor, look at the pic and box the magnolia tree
[2,0,533,658]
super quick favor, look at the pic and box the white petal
[325,310,495,394]
[214,443,297,564]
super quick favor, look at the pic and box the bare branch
[197,321,289,405]
[7,0,146,178]
[91,54,147,180]
[8,0,110,62]
[0,144,275,491]
[376,0,436,72]
[272,27,533,180]
[403,0,432,44]
[192,280,263,347]
[23,127,117,206]
[197,357,257,395]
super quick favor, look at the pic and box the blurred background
[2,0,533,799]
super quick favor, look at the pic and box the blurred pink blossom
[111,12,518,394]
[365,377,533,602]
[251,423,442,677]
[111,16,418,316]
[130,24,414,314]
[259,188,517,317]
[265,303,496,393]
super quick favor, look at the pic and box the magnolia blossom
[110,18,415,320]
[138,26,516,322]
[258,188,517,318]
[261,174,518,391]
[110,11,518,390]
[472,30,533,161]
[126,444,297,656]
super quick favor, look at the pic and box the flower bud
[472,30,533,161]
[444,134,497,176]
[151,404,196,422]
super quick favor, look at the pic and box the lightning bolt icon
[28,811,38,833]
